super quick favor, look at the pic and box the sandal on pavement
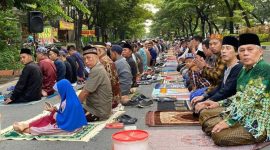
[117,115,137,125]
[137,100,154,108]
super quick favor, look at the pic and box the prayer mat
[145,111,199,127]
[148,129,258,150]
[161,68,177,72]
[164,75,183,82]
[0,85,82,106]
[0,109,125,142]
[157,101,190,111]
[152,88,190,100]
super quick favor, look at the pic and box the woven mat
[145,111,199,127]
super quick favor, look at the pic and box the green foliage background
[0,10,22,70]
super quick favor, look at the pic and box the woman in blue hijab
[13,79,87,135]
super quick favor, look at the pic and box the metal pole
[33,33,37,61]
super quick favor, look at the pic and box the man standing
[4,48,42,104]
[79,45,112,121]
[36,47,56,96]
[110,45,132,96]
[95,45,121,108]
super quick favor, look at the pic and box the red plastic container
[112,130,149,150]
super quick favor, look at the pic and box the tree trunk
[201,18,205,38]
[224,0,235,34]
[250,12,264,25]
[238,2,251,27]
[195,6,205,37]
[192,15,199,34]
[75,10,83,50]
[211,21,220,33]
[181,25,186,37]
[222,21,227,33]
[207,21,212,35]
[96,0,101,42]
[188,15,193,36]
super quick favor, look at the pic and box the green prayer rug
[1,124,99,142]
[0,109,125,142]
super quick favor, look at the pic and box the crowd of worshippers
[4,39,167,119]
[174,33,270,146]
[4,32,270,147]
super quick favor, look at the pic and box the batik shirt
[205,54,217,68]
[221,60,270,141]
[202,54,226,93]
[188,70,211,91]
[100,54,121,108]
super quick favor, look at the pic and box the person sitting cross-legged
[36,46,57,97]
[13,79,87,135]
[199,33,270,146]
[110,45,133,96]
[4,48,42,104]
[79,45,113,122]
[95,44,121,109]
[192,36,243,113]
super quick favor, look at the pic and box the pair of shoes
[136,93,148,99]
[122,93,149,106]
[131,94,148,101]
[155,62,164,67]
[155,97,176,102]
[122,100,140,106]
[137,100,154,108]
[117,115,137,125]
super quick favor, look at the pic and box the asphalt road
[1,50,270,150]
